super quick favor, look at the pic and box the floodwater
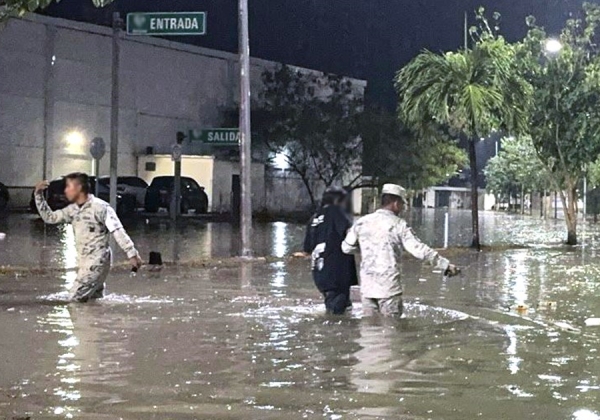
[1,210,600,419]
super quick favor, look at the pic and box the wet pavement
[1,210,600,419]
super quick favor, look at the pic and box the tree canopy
[484,136,549,202]
[361,108,466,192]
[396,9,531,248]
[225,65,466,206]
[516,2,600,244]
[0,0,111,20]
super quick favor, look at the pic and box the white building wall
[0,14,365,209]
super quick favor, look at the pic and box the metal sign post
[90,137,106,197]
[171,133,184,221]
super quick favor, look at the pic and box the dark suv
[29,176,136,217]
[144,176,208,214]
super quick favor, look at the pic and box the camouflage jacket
[35,193,139,266]
[342,209,449,299]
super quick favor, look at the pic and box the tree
[517,2,600,244]
[484,136,549,208]
[250,65,364,205]
[361,108,467,195]
[225,67,464,207]
[396,9,530,249]
[0,0,111,20]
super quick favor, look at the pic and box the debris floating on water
[585,318,600,327]
[537,301,557,310]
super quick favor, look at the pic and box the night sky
[44,0,591,108]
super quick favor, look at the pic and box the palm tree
[396,32,530,249]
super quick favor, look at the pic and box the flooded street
[1,210,600,419]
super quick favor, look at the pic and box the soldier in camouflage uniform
[342,184,459,317]
[35,173,142,302]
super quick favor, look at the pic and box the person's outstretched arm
[104,205,142,268]
[397,220,450,271]
[303,215,315,254]
[34,181,72,224]
[342,224,360,254]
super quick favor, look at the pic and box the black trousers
[322,288,350,315]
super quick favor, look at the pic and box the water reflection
[39,304,79,418]
[2,209,586,269]
[271,222,288,258]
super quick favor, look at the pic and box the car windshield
[119,177,148,188]
[151,177,174,188]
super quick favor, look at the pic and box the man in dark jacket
[304,186,358,315]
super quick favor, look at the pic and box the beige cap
[382,183,407,203]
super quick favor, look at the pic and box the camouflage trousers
[70,251,111,303]
[362,294,403,318]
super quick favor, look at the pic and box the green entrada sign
[127,12,207,36]
[189,128,240,145]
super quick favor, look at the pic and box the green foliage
[396,11,530,141]
[226,66,464,205]
[0,0,112,20]
[484,136,549,200]
[361,108,467,191]
[516,2,600,243]
[518,5,600,184]
[396,9,531,247]
[251,65,364,204]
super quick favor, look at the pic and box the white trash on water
[584,318,600,327]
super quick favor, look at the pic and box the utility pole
[239,0,252,257]
[109,12,122,211]
[464,11,468,50]
[42,26,56,180]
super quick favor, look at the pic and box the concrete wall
[265,171,321,215]
[211,159,265,213]
[0,14,367,208]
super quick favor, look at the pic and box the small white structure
[422,186,495,211]
[138,154,265,213]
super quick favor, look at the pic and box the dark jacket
[303,205,358,292]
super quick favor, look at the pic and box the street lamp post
[545,38,563,221]
[545,38,563,55]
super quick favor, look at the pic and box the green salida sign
[127,12,207,36]
[189,128,240,146]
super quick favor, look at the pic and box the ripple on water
[229,297,470,326]
[39,291,174,305]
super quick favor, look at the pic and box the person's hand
[444,264,461,277]
[129,256,142,270]
[34,180,50,194]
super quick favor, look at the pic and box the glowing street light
[545,38,563,54]
[65,131,84,147]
